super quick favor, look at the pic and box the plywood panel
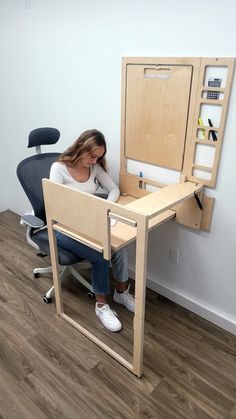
[125,64,193,170]
[183,57,235,187]
[126,181,202,217]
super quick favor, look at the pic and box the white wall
[1,0,236,333]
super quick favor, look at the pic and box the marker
[198,117,205,139]
[208,118,217,141]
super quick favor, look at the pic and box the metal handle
[108,212,137,227]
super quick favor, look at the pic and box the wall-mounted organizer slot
[184,58,235,188]
[120,57,235,231]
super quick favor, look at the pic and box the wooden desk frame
[42,56,235,377]
[43,179,202,377]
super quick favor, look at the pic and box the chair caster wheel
[37,252,47,258]
[34,273,40,278]
[43,295,52,304]
[87,292,95,299]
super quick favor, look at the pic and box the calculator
[207,78,222,100]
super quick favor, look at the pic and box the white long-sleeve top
[50,162,120,202]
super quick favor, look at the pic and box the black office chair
[16,127,92,304]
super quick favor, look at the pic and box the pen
[208,118,217,141]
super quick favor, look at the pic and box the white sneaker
[113,286,135,313]
[95,303,122,332]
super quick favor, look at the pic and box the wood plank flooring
[0,210,236,418]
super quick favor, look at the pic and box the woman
[50,129,135,332]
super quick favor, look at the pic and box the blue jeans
[56,232,128,296]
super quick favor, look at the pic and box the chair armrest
[20,214,45,228]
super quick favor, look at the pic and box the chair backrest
[17,153,61,223]
[17,127,61,223]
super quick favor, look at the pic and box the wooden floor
[1,211,236,419]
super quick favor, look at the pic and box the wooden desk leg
[47,222,63,315]
[133,218,148,377]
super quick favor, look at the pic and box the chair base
[32,262,93,301]
[34,266,53,276]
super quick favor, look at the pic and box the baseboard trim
[128,266,236,336]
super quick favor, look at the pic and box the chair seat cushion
[32,229,82,266]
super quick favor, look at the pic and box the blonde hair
[58,129,107,171]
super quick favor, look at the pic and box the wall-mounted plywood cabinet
[120,57,235,230]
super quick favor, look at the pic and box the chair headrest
[28,127,60,148]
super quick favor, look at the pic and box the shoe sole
[113,297,135,313]
[96,313,122,332]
